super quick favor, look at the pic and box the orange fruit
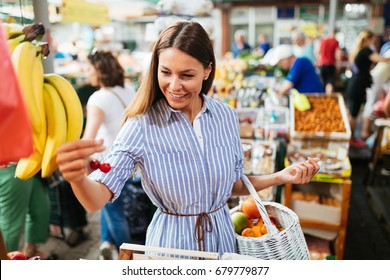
[252,225,262,237]
[247,219,254,228]
[241,228,256,237]
[261,223,268,235]
[231,212,249,234]
[241,198,261,219]
[255,218,264,227]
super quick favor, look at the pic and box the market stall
[212,46,352,259]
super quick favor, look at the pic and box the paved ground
[38,211,101,260]
[343,150,390,260]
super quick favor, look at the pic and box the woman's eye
[183,74,194,78]
[161,70,170,75]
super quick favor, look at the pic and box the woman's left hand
[278,157,320,184]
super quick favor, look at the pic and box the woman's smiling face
[158,47,211,116]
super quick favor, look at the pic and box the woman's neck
[186,95,203,124]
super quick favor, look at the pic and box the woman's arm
[82,105,105,140]
[56,139,112,212]
[369,52,390,64]
[232,157,320,196]
[277,80,294,96]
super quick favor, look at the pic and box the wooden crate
[289,93,351,151]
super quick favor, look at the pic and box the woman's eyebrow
[159,65,198,73]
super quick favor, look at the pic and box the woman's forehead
[158,48,203,71]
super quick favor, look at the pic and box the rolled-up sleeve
[89,117,144,202]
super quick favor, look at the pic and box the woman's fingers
[56,139,105,183]
[56,139,105,164]
[58,158,88,173]
[60,168,87,183]
[291,157,320,184]
[57,139,104,155]
[308,157,321,175]
[300,157,320,183]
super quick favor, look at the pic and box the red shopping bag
[0,21,33,165]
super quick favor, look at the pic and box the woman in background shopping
[56,21,320,257]
[345,29,390,147]
[83,50,136,259]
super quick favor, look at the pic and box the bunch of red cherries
[89,160,111,173]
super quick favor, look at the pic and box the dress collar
[157,94,215,122]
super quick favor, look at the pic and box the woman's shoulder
[88,88,110,103]
[114,85,136,102]
[359,47,374,56]
[204,95,238,117]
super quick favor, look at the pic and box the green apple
[231,212,249,234]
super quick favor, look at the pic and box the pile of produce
[294,96,346,133]
[1,22,84,180]
[230,197,284,238]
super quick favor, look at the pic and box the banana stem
[35,42,50,59]
[22,23,45,42]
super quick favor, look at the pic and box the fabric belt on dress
[161,203,226,253]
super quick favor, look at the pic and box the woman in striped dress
[56,21,320,257]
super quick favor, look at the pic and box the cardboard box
[286,182,342,226]
[291,199,341,225]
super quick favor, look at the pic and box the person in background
[291,30,316,64]
[46,169,88,248]
[344,29,390,148]
[231,29,251,58]
[0,167,52,259]
[361,46,390,140]
[261,44,324,95]
[83,50,136,259]
[380,40,390,55]
[317,28,342,95]
[256,33,271,56]
[56,21,320,257]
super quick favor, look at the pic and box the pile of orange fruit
[231,197,284,238]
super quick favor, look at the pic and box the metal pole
[328,0,338,35]
[32,0,54,73]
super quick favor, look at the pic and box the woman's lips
[168,91,189,99]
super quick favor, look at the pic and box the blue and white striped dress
[90,94,244,256]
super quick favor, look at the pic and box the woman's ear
[205,62,212,78]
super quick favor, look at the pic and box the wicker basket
[232,176,310,260]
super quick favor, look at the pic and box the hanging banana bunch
[2,22,84,180]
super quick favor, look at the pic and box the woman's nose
[169,76,182,91]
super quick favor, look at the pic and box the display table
[283,176,351,260]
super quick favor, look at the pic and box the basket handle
[241,175,279,236]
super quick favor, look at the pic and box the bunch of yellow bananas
[8,24,84,180]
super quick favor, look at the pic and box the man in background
[231,29,251,58]
[261,44,324,95]
[317,28,342,95]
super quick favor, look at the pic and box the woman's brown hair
[125,21,216,119]
[87,50,125,87]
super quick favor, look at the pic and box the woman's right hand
[56,139,105,184]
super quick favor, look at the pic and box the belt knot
[161,203,226,256]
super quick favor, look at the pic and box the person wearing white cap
[261,44,324,95]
